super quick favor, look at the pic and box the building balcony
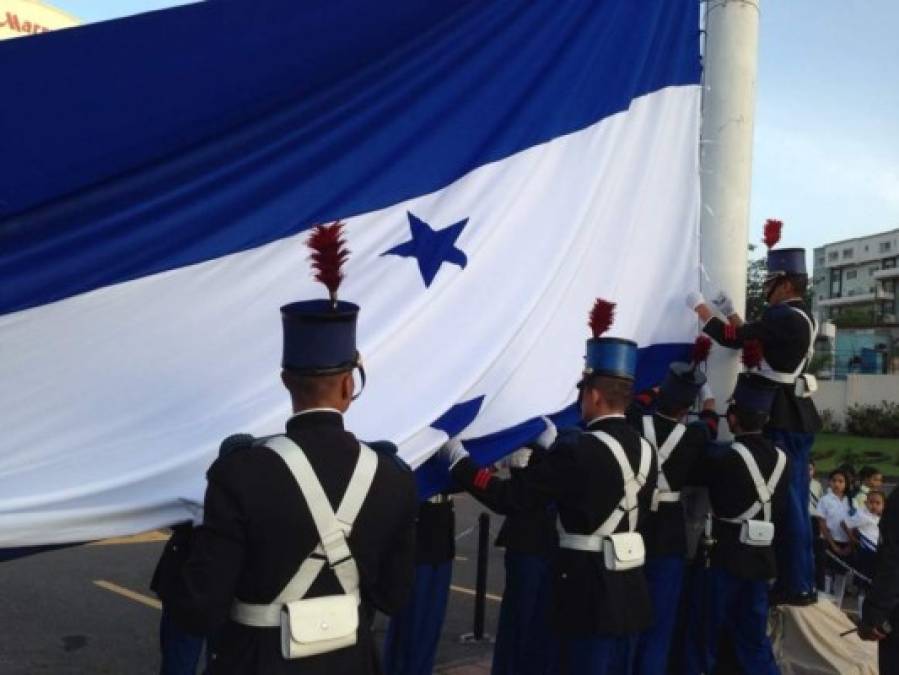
[873,267,899,280]
[818,290,895,307]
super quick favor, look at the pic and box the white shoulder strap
[731,442,785,522]
[641,416,656,448]
[590,430,650,534]
[642,416,684,493]
[788,305,817,373]
[264,436,378,602]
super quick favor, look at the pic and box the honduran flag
[0,0,701,546]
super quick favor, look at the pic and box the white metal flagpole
[699,0,761,426]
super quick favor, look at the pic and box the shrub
[819,409,842,433]
[845,401,899,438]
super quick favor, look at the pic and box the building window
[884,258,897,269]
[828,251,839,262]
[846,270,857,280]
[818,257,825,266]
[880,242,892,253]
[870,267,879,275]
[843,248,854,259]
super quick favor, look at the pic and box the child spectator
[845,490,885,571]
[844,490,885,615]
[853,466,884,512]
[817,469,853,600]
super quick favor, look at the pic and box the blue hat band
[584,338,637,380]
[767,248,806,276]
[281,300,359,373]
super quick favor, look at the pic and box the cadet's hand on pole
[535,416,557,449]
[710,290,735,317]
[686,291,706,311]
[438,437,470,469]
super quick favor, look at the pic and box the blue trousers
[684,567,779,675]
[159,608,204,675]
[634,556,684,675]
[767,429,816,596]
[493,551,558,675]
[383,561,452,675]
[561,634,637,675]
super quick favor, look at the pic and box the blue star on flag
[382,211,468,287]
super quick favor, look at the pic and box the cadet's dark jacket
[415,497,455,565]
[158,410,418,675]
[697,433,789,581]
[494,445,557,555]
[451,415,658,636]
[703,299,822,433]
[627,412,710,559]
[862,490,899,631]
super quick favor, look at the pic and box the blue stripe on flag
[415,342,690,497]
[1,0,700,315]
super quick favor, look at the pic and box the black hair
[657,398,690,419]
[859,466,882,482]
[829,468,849,485]
[785,273,808,295]
[867,489,886,502]
[726,403,768,433]
[582,374,633,410]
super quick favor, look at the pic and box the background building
[0,0,79,40]
[812,227,899,377]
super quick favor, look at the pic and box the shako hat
[281,222,361,376]
[581,299,637,382]
[658,336,711,409]
[730,339,777,413]
[763,219,806,280]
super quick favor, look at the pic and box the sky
[47,1,899,260]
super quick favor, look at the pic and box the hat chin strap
[352,363,367,401]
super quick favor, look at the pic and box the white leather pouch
[739,519,775,547]
[602,532,646,571]
[795,374,818,398]
[280,594,358,659]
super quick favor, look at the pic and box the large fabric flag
[0,0,702,547]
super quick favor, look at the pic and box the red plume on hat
[307,221,350,307]
[588,298,616,338]
[742,339,764,370]
[763,219,783,250]
[690,335,712,370]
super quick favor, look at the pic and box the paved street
[0,494,501,674]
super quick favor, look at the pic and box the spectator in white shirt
[853,467,884,512]
[817,469,852,557]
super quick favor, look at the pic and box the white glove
[535,416,557,449]
[686,291,706,311]
[508,447,533,469]
[710,290,735,317]
[438,437,470,469]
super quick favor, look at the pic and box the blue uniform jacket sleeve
[450,436,583,516]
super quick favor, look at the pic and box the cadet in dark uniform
[157,223,418,675]
[628,342,715,675]
[684,372,788,675]
[440,299,658,675]
[687,221,821,604]
[860,488,899,672]
[491,440,559,675]
[382,467,456,675]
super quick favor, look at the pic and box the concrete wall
[815,374,899,426]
